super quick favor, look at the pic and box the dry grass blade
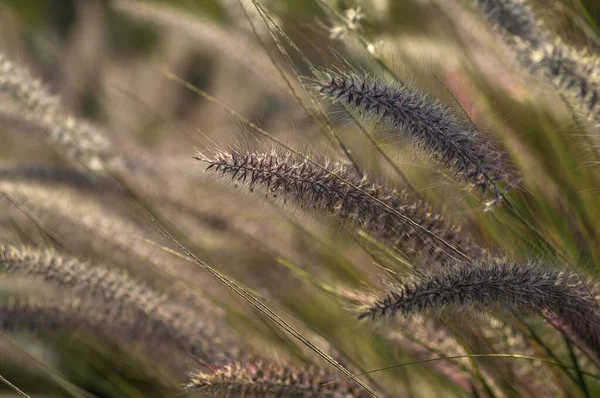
[0,374,30,398]
[149,218,382,397]
[322,354,600,385]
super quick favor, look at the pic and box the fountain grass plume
[309,69,511,197]
[470,1,600,123]
[0,286,221,374]
[0,244,168,308]
[471,0,546,46]
[186,359,368,397]
[198,149,484,262]
[517,38,600,122]
[0,245,231,361]
[0,52,119,171]
[359,259,600,358]
[0,52,60,115]
[0,290,139,337]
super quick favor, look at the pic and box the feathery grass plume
[470,1,600,122]
[517,38,600,122]
[0,245,230,361]
[342,278,557,396]
[310,69,510,197]
[360,259,600,358]
[0,288,133,335]
[0,178,236,323]
[0,175,271,313]
[0,53,60,115]
[0,179,181,279]
[199,150,484,262]
[0,53,119,171]
[471,0,546,46]
[0,279,160,340]
[0,244,168,309]
[0,285,214,377]
[186,360,368,397]
[0,165,98,191]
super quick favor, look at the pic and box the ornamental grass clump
[1,0,600,397]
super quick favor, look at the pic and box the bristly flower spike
[199,150,485,262]
[471,0,546,47]
[310,69,511,198]
[0,52,119,171]
[360,259,600,359]
[0,245,230,361]
[471,0,600,123]
[186,360,368,397]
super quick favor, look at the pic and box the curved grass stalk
[382,319,498,396]
[0,373,29,398]
[1,335,94,398]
